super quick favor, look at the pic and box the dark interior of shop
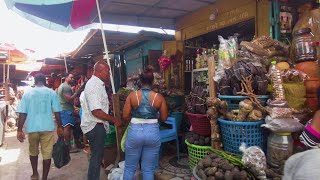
[184,19,256,94]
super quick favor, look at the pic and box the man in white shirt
[80,61,122,180]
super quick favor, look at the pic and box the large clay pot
[305,78,320,95]
[306,97,319,112]
[295,61,320,78]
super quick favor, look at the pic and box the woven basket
[186,112,210,136]
[218,95,269,111]
[185,140,211,170]
[218,118,266,154]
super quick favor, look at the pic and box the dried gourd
[226,111,238,121]
[247,109,263,122]
[207,106,219,119]
[218,100,228,116]
[236,100,253,121]
[206,97,221,107]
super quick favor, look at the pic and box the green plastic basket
[185,140,211,170]
[104,125,116,146]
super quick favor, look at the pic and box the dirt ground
[0,131,107,180]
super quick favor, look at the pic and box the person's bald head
[93,61,110,82]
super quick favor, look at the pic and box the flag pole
[96,0,120,170]
[64,56,68,73]
[96,0,115,94]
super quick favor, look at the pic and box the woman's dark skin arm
[122,93,133,122]
[157,94,168,122]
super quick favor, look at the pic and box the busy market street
[1,0,320,180]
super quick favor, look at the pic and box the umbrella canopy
[0,52,8,59]
[0,43,29,64]
[5,0,116,93]
[4,0,96,31]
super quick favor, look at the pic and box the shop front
[171,0,320,179]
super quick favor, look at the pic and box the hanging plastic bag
[52,137,70,168]
[120,125,130,152]
[239,143,267,180]
[262,116,305,133]
[214,36,229,82]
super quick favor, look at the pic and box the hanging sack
[52,136,70,168]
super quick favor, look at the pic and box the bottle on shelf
[185,59,189,71]
[269,61,285,100]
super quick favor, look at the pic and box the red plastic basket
[186,112,210,136]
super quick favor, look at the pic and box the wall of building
[175,0,270,40]
[124,39,162,76]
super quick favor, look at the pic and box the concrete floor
[0,131,194,180]
[0,131,107,180]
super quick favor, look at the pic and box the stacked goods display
[185,85,210,135]
[238,36,289,68]
[274,61,312,123]
[261,100,305,169]
[206,97,228,150]
[281,68,307,110]
[218,60,269,96]
[193,152,249,180]
[185,132,211,146]
[185,85,209,114]
[217,77,268,155]
[192,144,282,180]
[261,66,305,173]
[262,58,304,169]
[292,27,320,112]
[216,36,290,96]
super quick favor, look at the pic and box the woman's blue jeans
[124,123,161,180]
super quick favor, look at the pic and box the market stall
[99,0,320,178]
[173,0,320,179]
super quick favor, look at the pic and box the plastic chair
[159,117,180,160]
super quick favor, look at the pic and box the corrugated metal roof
[71,29,174,59]
[71,29,138,59]
[91,0,217,29]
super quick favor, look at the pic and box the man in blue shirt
[16,74,63,180]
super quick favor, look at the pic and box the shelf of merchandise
[192,67,208,72]
[191,67,209,89]
[185,46,203,49]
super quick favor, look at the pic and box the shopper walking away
[57,73,81,152]
[80,61,122,180]
[16,73,63,180]
[122,66,168,180]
